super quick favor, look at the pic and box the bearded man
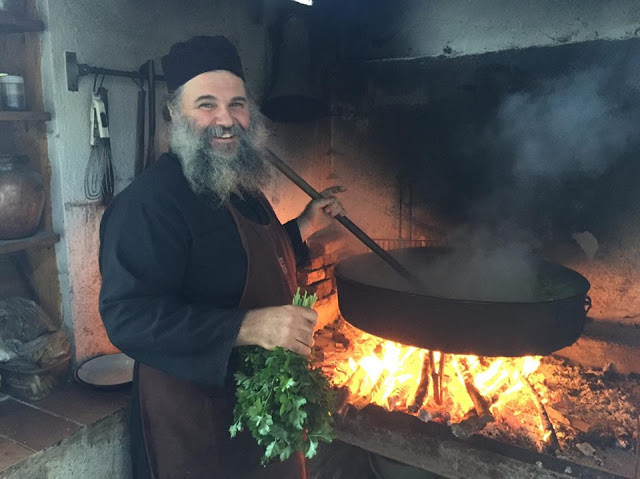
[99,36,344,479]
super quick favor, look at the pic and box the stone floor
[0,381,130,476]
[0,381,449,478]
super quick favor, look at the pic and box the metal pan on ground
[74,353,134,390]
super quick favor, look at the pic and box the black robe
[98,153,307,478]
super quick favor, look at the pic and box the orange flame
[328,330,544,434]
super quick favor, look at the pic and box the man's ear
[162,105,173,122]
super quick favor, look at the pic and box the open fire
[316,322,554,449]
[313,318,640,472]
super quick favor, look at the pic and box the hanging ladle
[265,148,423,287]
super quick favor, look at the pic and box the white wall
[37,0,326,362]
[341,0,640,60]
[39,0,640,360]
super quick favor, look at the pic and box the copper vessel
[0,155,45,240]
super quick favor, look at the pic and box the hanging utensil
[84,85,115,205]
[145,60,156,169]
[134,83,146,177]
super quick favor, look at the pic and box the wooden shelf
[0,12,44,34]
[0,231,60,255]
[0,111,51,121]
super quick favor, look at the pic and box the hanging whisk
[84,86,115,205]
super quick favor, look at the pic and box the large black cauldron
[334,247,590,357]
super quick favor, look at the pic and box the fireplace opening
[310,318,639,478]
[301,225,638,478]
[282,11,640,475]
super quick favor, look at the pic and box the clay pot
[0,155,45,240]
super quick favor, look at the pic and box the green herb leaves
[231,288,335,464]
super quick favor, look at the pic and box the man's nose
[213,107,234,128]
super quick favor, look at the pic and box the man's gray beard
[169,106,270,202]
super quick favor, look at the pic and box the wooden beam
[0,231,60,255]
[0,12,44,34]
[0,111,51,121]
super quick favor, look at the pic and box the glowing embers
[316,322,562,452]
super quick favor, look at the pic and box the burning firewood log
[429,351,446,405]
[403,349,426,409]
[463,383,492,419]
[352,370,388,410]
[523,375,560,454]
[450,358,495,439]
[386,382,411,411]
[408,355,431,413]
[389,349,423,411]
[457,358,493,419]
[463,379,493,420]
[347,341,387,410]
[438,353,446,404]
[370,370,389,399]
[335,364,367,416]
[344,364,367,393]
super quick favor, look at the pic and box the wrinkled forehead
[180,70,247,105]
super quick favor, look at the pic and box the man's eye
[230,102,245,108]
[198,103,215,109]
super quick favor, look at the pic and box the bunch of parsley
[230,289,335,464]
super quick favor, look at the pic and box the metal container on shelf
[0,0,25,14]
[0,75,26,111]
[0,154,45,240]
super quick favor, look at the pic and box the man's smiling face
[167,69,269,201]
[176,70,250,157]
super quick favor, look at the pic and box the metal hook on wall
[65,52,164,177]
[64,51,165,92]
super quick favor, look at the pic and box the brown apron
[137,194,305,479]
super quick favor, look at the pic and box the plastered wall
[38,0,328,362]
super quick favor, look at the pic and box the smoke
[409,64,640,300]
[494,66,639,181]
[412,224,540,302]
[361,53,640,302]
[453,59,640,272]
[357,224,541,302]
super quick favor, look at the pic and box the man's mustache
[203,124,246,140]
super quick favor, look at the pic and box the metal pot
[0,155,45,240]
[0,0,25,14]
[335,247,591,357]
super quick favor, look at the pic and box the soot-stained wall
[330,35,640,321]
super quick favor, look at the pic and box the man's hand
[296,186,346,242]
[236,305,319,356]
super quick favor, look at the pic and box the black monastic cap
[161,35,245,92]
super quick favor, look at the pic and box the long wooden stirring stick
[265,148,423,287]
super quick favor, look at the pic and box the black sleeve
[99,198,245,387]
[283,219,309,266]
